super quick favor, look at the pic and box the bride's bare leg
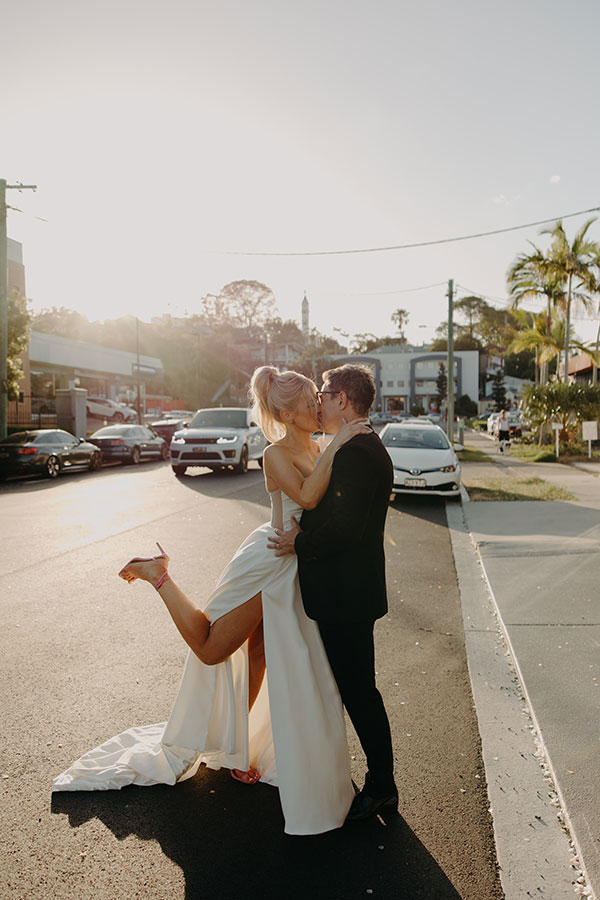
[119,556,262,666]
[248,620,266,712]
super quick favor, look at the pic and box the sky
[3,0,600,347]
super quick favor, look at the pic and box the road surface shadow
[389,495,450,526]
[52,768,462,900]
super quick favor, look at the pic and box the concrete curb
[445,500,585,899]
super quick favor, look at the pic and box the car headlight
[439,464,457,472]
[216,436,238,444]
[171,437,186,444]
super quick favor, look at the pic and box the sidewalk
[450,432,600,899]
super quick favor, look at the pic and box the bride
[53,366,369,835]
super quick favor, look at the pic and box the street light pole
[135,316,142,424]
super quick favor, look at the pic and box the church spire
[301,291,309,337]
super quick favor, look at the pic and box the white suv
[170,407,268,476]
[87,396,137,423]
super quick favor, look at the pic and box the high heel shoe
[118,543,170,590]
[230,767,260,785]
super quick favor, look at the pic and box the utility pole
[446,278,454,443]
[1,179,37,439]
[135,316,142,424]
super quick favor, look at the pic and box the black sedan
[0,429,102,480]
[89,424,169,464]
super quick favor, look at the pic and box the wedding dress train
[53,490,354,835]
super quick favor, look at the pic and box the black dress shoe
[345,787,399,823]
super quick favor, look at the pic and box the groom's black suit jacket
[294,432,393,623]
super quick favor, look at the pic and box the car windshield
[189,409,248,429]
[1,431,39,443]
[382,427,450,450]
[91,426,132,437]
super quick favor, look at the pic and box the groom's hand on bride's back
[268,517,301,556]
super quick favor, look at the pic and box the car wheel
[233,445,249,475]
[160,443,169,460]
[130,446,141,465]
[89,452,102,471]
[45,455,60,479]
[113,411,124,423]
[172,464,187,476]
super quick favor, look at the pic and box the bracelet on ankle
[154,571,170,591]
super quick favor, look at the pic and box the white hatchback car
[170,407,268,476]
[380,421,462,499]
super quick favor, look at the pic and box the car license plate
[404,477,426,488]
[194,449,209,455]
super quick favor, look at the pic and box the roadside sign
[582,421,598,458]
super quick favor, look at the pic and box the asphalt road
[1,461,502,900]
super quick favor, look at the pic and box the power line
[219,205,600,257]
[319,281,447,298]
[7,203,48,223]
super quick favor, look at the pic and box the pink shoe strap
[154,570,170,591]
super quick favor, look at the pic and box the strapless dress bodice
[269,490,303,531]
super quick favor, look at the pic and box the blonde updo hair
[249,365,316,443]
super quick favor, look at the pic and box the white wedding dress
[53,490,354,835]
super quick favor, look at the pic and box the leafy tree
[455,393,478,417]
[4,291,32,399]
[541,218,600,381]
[453,296,488,341]
[524,382,600,444]
[430,333,481,351]
[436,362,447,409]
[217,280,277,330]
[490,369,507,411]
[31,306,92,342]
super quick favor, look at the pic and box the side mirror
[182,422,189,428]
[453,443,464,452]
[78,437,84,444]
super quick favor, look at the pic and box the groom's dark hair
[322,364,376,416]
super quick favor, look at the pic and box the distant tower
[301,291,309,337]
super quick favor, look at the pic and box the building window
[397,380,404,387]
[387,380,394,388]
[416,380,424,387]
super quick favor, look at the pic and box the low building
[568,352,595,383]
[9,330,173,427]
[331,345,480,413]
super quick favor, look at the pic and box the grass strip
[463,474,575,502]
[458,447,494,463]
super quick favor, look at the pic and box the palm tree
[541,218,600,382]
[507,242,565,384]
[505,309,565,383]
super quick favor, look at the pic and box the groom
[269,363,398,822]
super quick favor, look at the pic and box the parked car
[380,422,462,499]
[166,409,195,419]
[170,407,268,476]
[487,412,500,435]
[150,416,192,445]
[0,429,102,480]
[426,412,441,424]
[472,411,492,431]
[87,396,137,423]
[89,424,169,464]
[508,411,523,438]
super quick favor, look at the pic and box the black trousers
[318,620,395,797]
